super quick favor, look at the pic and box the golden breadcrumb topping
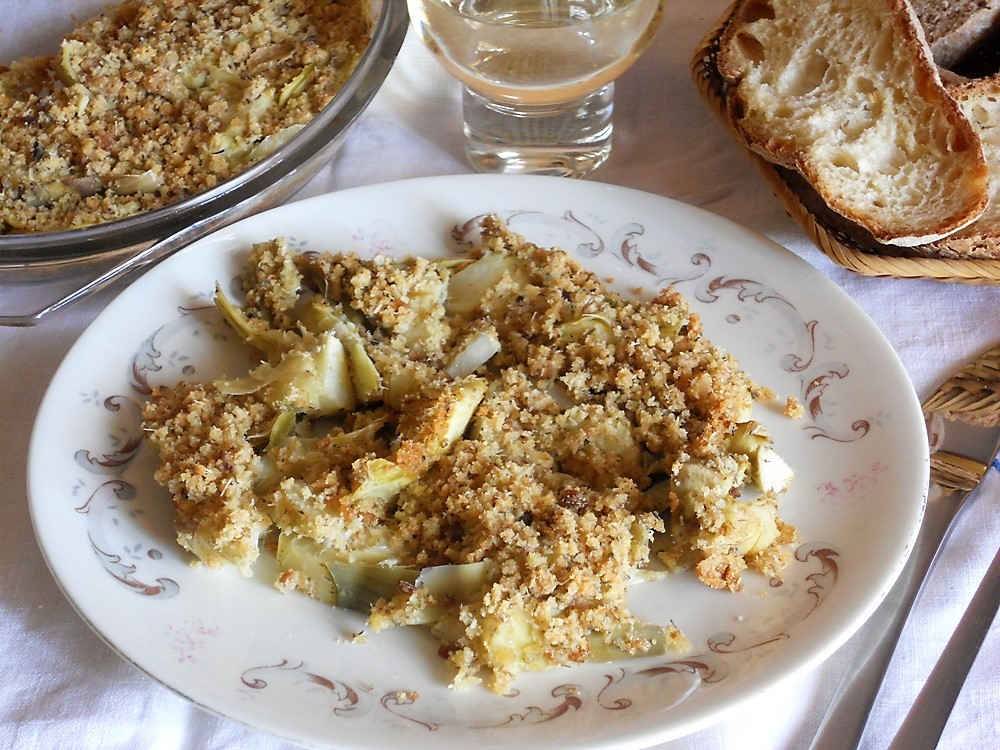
[143,219,797,692]
[0,0,368,233]
[784,395,805,419]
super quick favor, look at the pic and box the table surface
[2,3,998,748]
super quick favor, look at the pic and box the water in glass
[408,0,663,176]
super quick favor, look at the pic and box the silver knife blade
[888,543,1000,749]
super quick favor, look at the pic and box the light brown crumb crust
[784,395,805,419]
[0,0,368,233]
[142,220,797,692]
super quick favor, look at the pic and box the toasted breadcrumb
[784,396,805,419]
[143,219,797,692]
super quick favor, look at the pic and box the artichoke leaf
[279,64,314,105]
[754,447,794,494]
[276,532,337,604]
[327,561,418,612]
[587,623,671,662]
[299,298,382,402]
[446,329,501,378]
[213,285,298,361]
[446,253,522,316]
[417,560,494,603]
[729,421,768,458]
[216,331,355,416]
[560,313,614,343]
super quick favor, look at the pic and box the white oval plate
[29,175,928,750]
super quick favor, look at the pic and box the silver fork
[807,344,1000,750]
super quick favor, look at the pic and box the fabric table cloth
[1,2,997,747]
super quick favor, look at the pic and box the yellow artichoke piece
[724,501,780,555]
[417,561,494,603]
[728,421,768,458]
[482,608,548,674]
[279,64,314,105]
[670,456,747,518]
[754,447,794,495]
[342,458,415,506]
[267,411,297,450]
[277,533,399,606]
[445,329,501,379]
[393,377,488,475]
[110,170,162,195]
[213,285,297,361]
[560,313,615,343]
[276,532,337,605]
[249,123,304,161]
[216,331,356,416]
[299,298,382,403]
[446,253,522,316]
[57,39,87,85]
[587,623,671,662]
[327,561,418,612]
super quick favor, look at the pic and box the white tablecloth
[2,3,998,748]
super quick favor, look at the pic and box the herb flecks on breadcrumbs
[142,219,797,693]
[0,0,368,234]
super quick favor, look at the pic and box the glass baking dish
[0,0,408,325]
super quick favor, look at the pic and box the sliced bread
[930,75,1000,258]
[717,0,989,247]
[911,0,1000,69]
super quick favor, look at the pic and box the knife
[888,542,1000,749]
[808,344,1000,750]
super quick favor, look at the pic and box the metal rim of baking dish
[0,0,408,269]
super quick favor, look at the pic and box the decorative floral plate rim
[28,175,929,750]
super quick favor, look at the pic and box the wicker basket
[691,4,1000,285]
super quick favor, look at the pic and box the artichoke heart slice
[417,560,494,603]
[446,329,501,379]
[728,421,768,458]
[277,533,399,606]
[279,64,315,105]
[446,253,523,316]
[587,623,672,662]
[727,421,793,494]
[393,377,488,476]
[754,447,794,495]
[276,532,337,605]
[249,123,304,161]
[724,501,780,555]
[481,607,549,674]
[57,39,87,85]
[560,313,615,343]
[298,298,382,402]
[670,457,746,518]
[265,411,296,450]
[216,330,355,416]
[214,285,298,361]
[342,458,415,506]
[327,561,418,613]
[110,170,162,195]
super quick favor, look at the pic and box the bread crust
[913,0,1000,68]
[717,0,990,247]
[929,74,1000,257]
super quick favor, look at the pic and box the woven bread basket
[691,3,1000,284]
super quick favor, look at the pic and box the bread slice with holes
[911,0,1000,69]
[717,0,989,247]
[929,75,1000,258]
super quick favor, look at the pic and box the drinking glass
[407,0,664,177]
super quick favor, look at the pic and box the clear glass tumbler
[407,0,664,177]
